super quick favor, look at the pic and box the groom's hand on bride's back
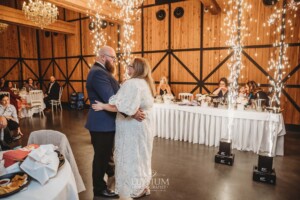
[132,109,145,122]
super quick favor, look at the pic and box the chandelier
[22,0,58,29]
[0,23,8,33]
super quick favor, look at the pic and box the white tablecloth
[5,160,79,200]
[153,103,286,156]
[19,92,45,117]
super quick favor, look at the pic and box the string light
[223,0,253,108]
[266,0,299,108]
[112,0,143,65]
[87,0,113,56]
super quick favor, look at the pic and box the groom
[85,46,145,198]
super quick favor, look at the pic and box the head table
[153,103,285,156]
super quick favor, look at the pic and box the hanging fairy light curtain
[266,0,299,108]
[22,0,58,29]
[112,0,143,65]
[87,0,116,57]
[223,0,253,108]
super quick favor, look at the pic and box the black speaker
[219,139,232,156]
[258,154,273,173]
[174,7,184,18]
[100,20,107,29]
[89,22,95,30]
[262,0,278,6]
[156,9,166,21]
[45,31,50,37]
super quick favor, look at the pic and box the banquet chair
[50,87,63,111]
[0,91,10,99]
[179,93,193,102]
[29,90,44,117]
[27,129,86,193]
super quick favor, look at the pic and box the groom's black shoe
[95,189,118,198]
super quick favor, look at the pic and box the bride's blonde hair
[130,57,156,97]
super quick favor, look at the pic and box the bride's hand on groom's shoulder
[92,100,104,111]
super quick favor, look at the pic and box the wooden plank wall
[131,0,299,125]
[0,0,119,104]
[0,0,299,124]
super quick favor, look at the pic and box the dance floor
[17,109,300,200]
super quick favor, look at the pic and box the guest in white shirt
[0,94,23,147]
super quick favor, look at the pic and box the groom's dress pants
[90,131,115,194]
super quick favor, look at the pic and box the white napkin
[20,144,59,185]
[6,162,21,174]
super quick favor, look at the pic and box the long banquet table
[153,103,286,156]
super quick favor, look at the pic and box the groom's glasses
[103,54,117,62]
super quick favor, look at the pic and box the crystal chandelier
[0,23,8,33]
[22,0,58,29]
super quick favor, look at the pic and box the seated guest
[2,80,22,113]
[157,76,172,96]
[245,80,258,104]
[213,77,228,98]
[44,76,60,110]
[239,85,247,97]
[254,87,270,107]
[246,81,270,107]
[0,77,5,90]
[24,77,38,92]
[0,94,23,147]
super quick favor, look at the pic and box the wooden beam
[215,0,227,13]
[0,5,75,35]
[198,0,221,15]
[46,0,123,24]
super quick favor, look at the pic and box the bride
[92,57,156,199]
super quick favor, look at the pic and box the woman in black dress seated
[245,81,269,106]
[157,76,172,96]
[213,77,228,98]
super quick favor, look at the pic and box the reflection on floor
[18,109,300,200]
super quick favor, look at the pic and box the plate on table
[55,150,65,169]
[0,172,31,198]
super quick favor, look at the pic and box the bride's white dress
[109,78,154,197]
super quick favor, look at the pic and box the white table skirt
[6,160,79,200]
[19,93,45,118]
[153,103,286,156]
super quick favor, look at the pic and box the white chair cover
[27,129,86,193]
[50,87,63,111]
[29,90,44,117]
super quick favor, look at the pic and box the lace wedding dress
[109,78,154,198]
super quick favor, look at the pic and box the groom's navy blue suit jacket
[85,62,120,132]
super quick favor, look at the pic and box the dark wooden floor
[17,109,300,200]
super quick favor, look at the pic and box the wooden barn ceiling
[46,0,123,24]
[0,0,123,34]
[196,0,221,14]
